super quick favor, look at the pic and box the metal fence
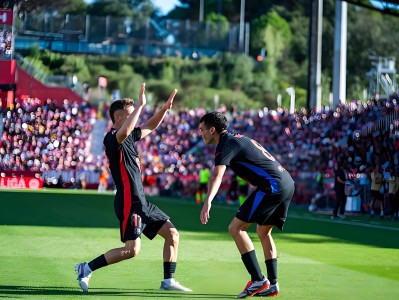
[15,12,249,57]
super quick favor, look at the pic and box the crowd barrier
[0,169,317,205]
[0,176,43,189]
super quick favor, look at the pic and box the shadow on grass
[1,189,399,249]
[0,190,231,233]
[0,285,235,298]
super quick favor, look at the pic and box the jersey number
[251,140,276,161]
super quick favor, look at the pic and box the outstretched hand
[138,83,146,107]
[162,89,177,110]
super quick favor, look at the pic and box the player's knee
[125,244,141,258]
[228,223,239,236]
[134,244,142,256]
[168,228,179,245]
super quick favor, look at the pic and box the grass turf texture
[0,188,398,299]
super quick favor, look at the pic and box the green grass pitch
[0,188,398,299]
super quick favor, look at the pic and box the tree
[86,0,155,18]
[87,0,133,17]
[0,0,86,14]
[170,0,307,23]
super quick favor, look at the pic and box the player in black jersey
[199,111,295,298]
[75,83,191,293]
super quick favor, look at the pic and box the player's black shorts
[117,200,169,243]
[236,180,295,230]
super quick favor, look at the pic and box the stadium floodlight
[285,87,295,114]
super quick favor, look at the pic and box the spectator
[226,175,239,205]
[98,167,109,192]
[388,167,399,220]
[196,166,211,204]
[369,164,384,218]
[331,161,347,220]
[238,176,249,205]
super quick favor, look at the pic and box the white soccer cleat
[75,262,92,292]
[160,279,192,292]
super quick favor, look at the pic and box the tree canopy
[4,0,399,108]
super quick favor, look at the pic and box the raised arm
[140,89,177,139]
[200,165,227,224]
[116,83,146,144]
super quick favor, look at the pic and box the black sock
[88,254,108,272]
[241,250,264,281]
[265,258,277,285]
[163,262,176,279]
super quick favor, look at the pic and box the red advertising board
[0,177,44,189]
[0,59,16,84]
[0,10,13,26]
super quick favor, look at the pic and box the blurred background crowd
[2,92,399,220]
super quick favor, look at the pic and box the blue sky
[84,0,179,14]
[153,0,179,14]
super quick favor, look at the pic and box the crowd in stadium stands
[2,92,399,217]
[0,97,99,172]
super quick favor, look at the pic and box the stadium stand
[2,91,399,213]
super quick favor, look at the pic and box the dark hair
[109,98,134,123]
[199,111,228,133]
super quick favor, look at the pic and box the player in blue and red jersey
[75,83,191,293]
[199,111,295,298]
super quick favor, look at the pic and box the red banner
[0,10,13,26]
[0,177,44,189]
[0,59,16,84]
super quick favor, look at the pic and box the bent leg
[256,224,276,260]
[157,220,179,262]
[104,239,141,265]
[87,239,140,272]
[229,218,264,282]
[157,221,192,291]
[257,224,278,286]
[229,217,254,254]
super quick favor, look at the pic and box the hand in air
[163,89,177,110]
[138,83,146,107]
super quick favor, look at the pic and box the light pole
[199,0,204,22]
[239,0,245,52]
[286,87,295,114]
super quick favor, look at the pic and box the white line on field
[157,198,399,232]
[288,213,399,231]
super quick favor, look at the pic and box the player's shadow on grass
[0,191,231,233]
[0,285,235,298]
[3,191,399,249]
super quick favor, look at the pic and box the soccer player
[199,111,295,298]
[75,83,191,293]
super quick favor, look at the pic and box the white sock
[85,263,92,273]
[163,278,175,284]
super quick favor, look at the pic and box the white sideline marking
[289,213,399,231]
[159,198,399,231]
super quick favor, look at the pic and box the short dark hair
[109,98,134,123]
[199,111,228,133]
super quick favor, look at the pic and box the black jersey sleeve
[215,140,236,166]
[103,129,119,162]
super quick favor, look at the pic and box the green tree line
[9,0,399,110]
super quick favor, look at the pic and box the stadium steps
[14,53,85,107]
[90,119,108,157]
